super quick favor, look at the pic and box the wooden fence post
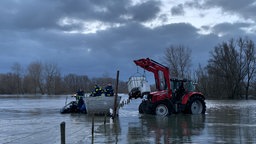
[113,70,119,119]
[91,114,95,143]
[104,113,107,125]
[60,121,65,144]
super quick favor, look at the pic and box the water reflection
[96,118,121,143]
[206,100,256,144]
[127,114,205,143]
[66,114,122,143]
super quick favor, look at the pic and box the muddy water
[1,95,256,144]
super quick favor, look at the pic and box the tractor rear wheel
[185,95,206,114]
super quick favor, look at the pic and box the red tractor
[128,58,206,116]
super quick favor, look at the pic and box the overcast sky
[1,0,256,81]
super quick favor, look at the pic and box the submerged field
[1,94,256,144]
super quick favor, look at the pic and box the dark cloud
[0,0,61,30]
[0,0,161,31]
[205,0,256,20]
[184,1,205,9]
[186,0,256,21]
[74,22,217,79]
[171,4,185,16]
[0,0,256,82]
[57,0,129,22]
[128,1,161,22]
[211,22,251,36]
[204,0,254,11]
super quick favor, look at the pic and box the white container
[127,76,151,94]
[84,95,121,115]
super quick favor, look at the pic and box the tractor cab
[171,78,196,102]
[171,79,196,92]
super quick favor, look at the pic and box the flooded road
[1,95,256,144]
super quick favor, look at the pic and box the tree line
[164,37,256,99]
[0,62,128,95]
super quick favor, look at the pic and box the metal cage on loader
[128,73,151,99]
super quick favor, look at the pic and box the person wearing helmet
[91,84,104,97]
[75,88,84,101]
[104,83,114,96]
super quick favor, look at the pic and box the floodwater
[1,95,256,144]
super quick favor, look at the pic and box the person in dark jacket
[104,83,114,96]
[76,88,84,96]
[91,85,104,97]
[175,82,185,101]
[75,88,84,101]
[77,97,86,113]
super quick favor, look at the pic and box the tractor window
[158,71,167,90]
[184,81,195,92]
[171,80,177,91]
[170,79,181,91]
[171,79,196,92]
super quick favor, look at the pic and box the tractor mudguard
[181,92,204,105]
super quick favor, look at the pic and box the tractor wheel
[139,102,144,114]
[138,100,149,114]
[154,101,172,116]
[185,95,206,114]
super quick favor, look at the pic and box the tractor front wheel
[139,100,150,114]
[155,104,169,116]
[154,101,172,116]
[185,95,206,114]
[139,102,145,114]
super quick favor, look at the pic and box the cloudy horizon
[1,0,256,81]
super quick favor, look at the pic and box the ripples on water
[1,95,256,143]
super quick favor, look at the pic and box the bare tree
[0,73,17,94]
[44,63,61,95]
[11,62,24,94]
[63,74,91,93]
[27,61,44,94]
[63,74,78,93]
[22,74,34,94]
[208,39,241,99]
[164,45,191,79]
[195,64,208,96]
[207,37,256,99]
[238,38,256,99]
